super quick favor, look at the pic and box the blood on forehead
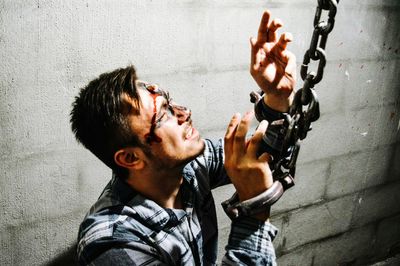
[143,88,163,144]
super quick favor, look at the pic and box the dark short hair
[70,65,148,177]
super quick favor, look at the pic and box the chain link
[280,0,339,175]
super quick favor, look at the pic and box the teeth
[186,128,193,138]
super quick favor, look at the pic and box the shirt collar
[91,168,198,230]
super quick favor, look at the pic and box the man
[71,10,296,265]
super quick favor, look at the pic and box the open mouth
[185,125,198,140]
[186,127,193,139]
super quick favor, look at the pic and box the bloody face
[131,81,205,169]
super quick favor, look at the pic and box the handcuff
[222,94,295,220]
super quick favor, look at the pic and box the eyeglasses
[137,81,191,144]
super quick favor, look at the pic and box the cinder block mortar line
[269,194,327,218]
[278,211,400,255]
[278,229,350,255]
[271,198,326,218]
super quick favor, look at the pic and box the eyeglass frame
[136,81,191,145]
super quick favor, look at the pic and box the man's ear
[114,147,145,170]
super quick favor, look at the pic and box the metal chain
[280,0,339,174]
[243,0,340,210]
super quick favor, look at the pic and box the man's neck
[125,167,184,209]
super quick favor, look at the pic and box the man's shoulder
[77,205,152,264]
[76,176,156,264]
[78,205,146,244]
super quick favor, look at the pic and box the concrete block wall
[0,0,398,265]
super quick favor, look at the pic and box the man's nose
[172,104,191,125]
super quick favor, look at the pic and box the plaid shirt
[77,139,277,265]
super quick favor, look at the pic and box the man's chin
[193,138,206,158]
[152,139,206,170]
[178,139,206,167]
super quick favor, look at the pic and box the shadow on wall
[46,243,77,266]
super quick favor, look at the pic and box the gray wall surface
[1,0,399,265]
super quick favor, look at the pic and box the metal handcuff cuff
[222,92,296,220]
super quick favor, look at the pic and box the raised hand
[250,10,296,112]
[224,112,273,203]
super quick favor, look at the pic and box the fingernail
[233,113,241,119]
[274,19,283,27]
[260,120,269,127]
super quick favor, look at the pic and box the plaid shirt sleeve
[90,247,168,266]
[222,217,278,266]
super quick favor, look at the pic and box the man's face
[129,81,205,169]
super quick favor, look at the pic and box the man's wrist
[263,92,293,113]
[252,208,270,221]
[222,181,284,221]
[237,190,271,221]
